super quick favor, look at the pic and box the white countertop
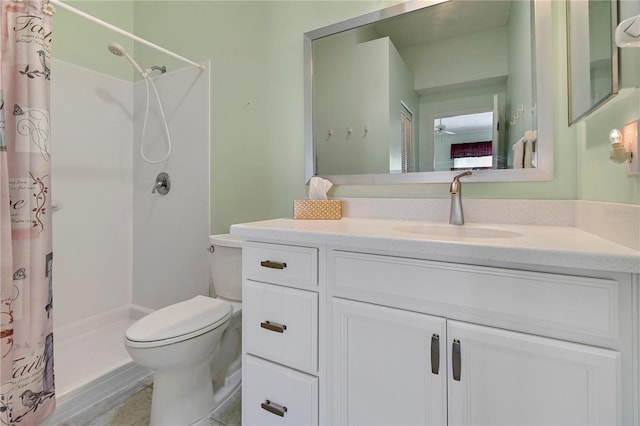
[230,217,640,274]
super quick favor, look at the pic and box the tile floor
[67,384,241,426]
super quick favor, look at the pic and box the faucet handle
[151,172,171,195]
[450,171,472,194]
[453,171,472,181]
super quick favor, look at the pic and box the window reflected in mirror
[433,111,496,171]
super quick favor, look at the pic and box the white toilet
[124,234,242,426]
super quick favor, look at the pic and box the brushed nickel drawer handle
[431,334,440,375]
[452,339,462,381]
[260,260,287,269]
[261,399,287,417]
[260,320,287,333]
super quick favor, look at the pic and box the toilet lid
[126,295,232,342]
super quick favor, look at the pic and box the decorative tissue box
[293,200,342,220]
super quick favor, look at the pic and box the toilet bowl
[124,234,242,426]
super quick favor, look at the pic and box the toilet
[124,234,243,426]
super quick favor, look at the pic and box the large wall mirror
[304,0,554,184]
[567,0,618,125]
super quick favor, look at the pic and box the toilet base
[212,364,242,411]
[150,357,215,426]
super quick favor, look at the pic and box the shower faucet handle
[152,172,171,195]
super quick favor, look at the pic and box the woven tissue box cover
[293,200,342,220]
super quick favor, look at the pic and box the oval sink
[393,224,523,239]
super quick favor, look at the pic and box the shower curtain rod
[48,0,206,70]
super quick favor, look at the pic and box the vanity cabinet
[235,223,638,426]
[330,250,625,425]
[333,298,619,425]
[446,320,618,425]
[242,241,320,426]
[332,299,447,425]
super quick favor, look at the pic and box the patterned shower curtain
[0,0,55,424]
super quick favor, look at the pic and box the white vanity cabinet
[241,241,321,425]
[329,249,627,425]
[333,296,620,425]
[233,218,639,426]
[446,320,619,426]
[332,297,620,426]
[332,298,448,425]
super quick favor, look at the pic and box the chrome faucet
[449,171,472,225]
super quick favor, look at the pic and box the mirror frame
[566,0,618,125]
[304,0,554,185]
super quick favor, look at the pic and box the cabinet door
[447,320,620,426]
[333,298,447,426]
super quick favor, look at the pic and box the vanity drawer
[244,280,318,373]
[243,355,318,426]
[244,241,318,288]
[331,250,620,342]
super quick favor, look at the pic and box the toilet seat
[125,295,232,349]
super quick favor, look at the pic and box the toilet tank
[209,234,242,301]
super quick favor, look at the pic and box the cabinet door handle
[261,399,287,417]
[452,339,461,381]
[260,260,287,269]
[260,320,287,333]
[431,334,440,374]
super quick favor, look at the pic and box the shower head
[107,42,126,57]
[107,42,146,77]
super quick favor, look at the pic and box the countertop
[230,217,640,274]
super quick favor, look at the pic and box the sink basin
[393,224,523,239]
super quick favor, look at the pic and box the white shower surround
[50,58,210,419]
[51,59,133,327]
[132,64,211,309]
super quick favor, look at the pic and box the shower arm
[150,66,167,74]
[48,0,205,71]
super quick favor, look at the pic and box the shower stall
[41,8,211,421]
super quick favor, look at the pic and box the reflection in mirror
[433,111,496,172]
[567,0,618,124]
[305,0,554,184]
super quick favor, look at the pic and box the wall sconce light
[609,129,630,162]
[609,120,639,175]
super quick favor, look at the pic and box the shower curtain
[0,0,55,424]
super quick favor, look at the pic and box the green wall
[313,32,391,175]
[401,25,508,93]
[578,89,640,203]
[52,0,639,235]
[131,1,401,233]
[54,1,134,81]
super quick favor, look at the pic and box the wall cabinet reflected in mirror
[305,0,554,184]
[567,0,618,124]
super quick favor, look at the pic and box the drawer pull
[452,339,461,381]
[261,399,287,417]
[261,320,287,333]
[430,334,440,375]
[260,260,287,270]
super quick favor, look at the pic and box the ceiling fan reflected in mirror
[434,121,455,135]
